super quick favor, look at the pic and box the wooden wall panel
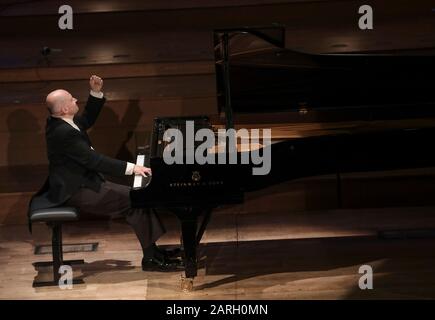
[0,192,34,225]
[0,0,307,16]
[1,1,431,36]
[0,96,217,167]
[1,1,434,71]
[0,75,216,105]
[0,165,48,194]
[1,1,434,55]
[0,61,214,83]
[0,31,214,68]
[0,97,217,135]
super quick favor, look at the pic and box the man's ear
[61,105,69,115]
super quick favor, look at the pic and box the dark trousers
[65,180,165,253]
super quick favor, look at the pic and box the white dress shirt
[60,90,135,175]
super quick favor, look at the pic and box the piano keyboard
[133,154,145,189]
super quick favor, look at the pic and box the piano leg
[174,207,198,291]
[196,208,212,245]
[174,207,213,292]
[180,209,198,279]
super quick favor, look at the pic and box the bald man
[29,75,181,271]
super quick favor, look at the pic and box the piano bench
[30,207,85,287]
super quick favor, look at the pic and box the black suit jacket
[29,95,127,216]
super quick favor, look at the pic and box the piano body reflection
[130,26,435,289]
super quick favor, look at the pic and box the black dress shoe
[141,255,184,272]
[155,246,183,259]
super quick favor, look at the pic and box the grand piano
[130,26,435,290]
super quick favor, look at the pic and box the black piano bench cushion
[30,207,79,223]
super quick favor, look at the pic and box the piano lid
[213,26,435,122]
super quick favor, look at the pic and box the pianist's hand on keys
[133,165,152,178]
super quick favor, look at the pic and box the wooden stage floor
[2,206,435,299]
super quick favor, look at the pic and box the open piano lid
[213,26,435,125]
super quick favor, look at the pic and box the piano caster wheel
[181,276,194,292]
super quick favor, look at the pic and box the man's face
[63,93,79,116]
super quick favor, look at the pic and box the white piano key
[133,154,145,188]
[136,154,145,166]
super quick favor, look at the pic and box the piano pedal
[180,276,194,292]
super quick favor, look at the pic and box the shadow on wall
[88,99,143,185]
[7,109,43,174]
[3,109,46,224]
[116,99,143,161]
